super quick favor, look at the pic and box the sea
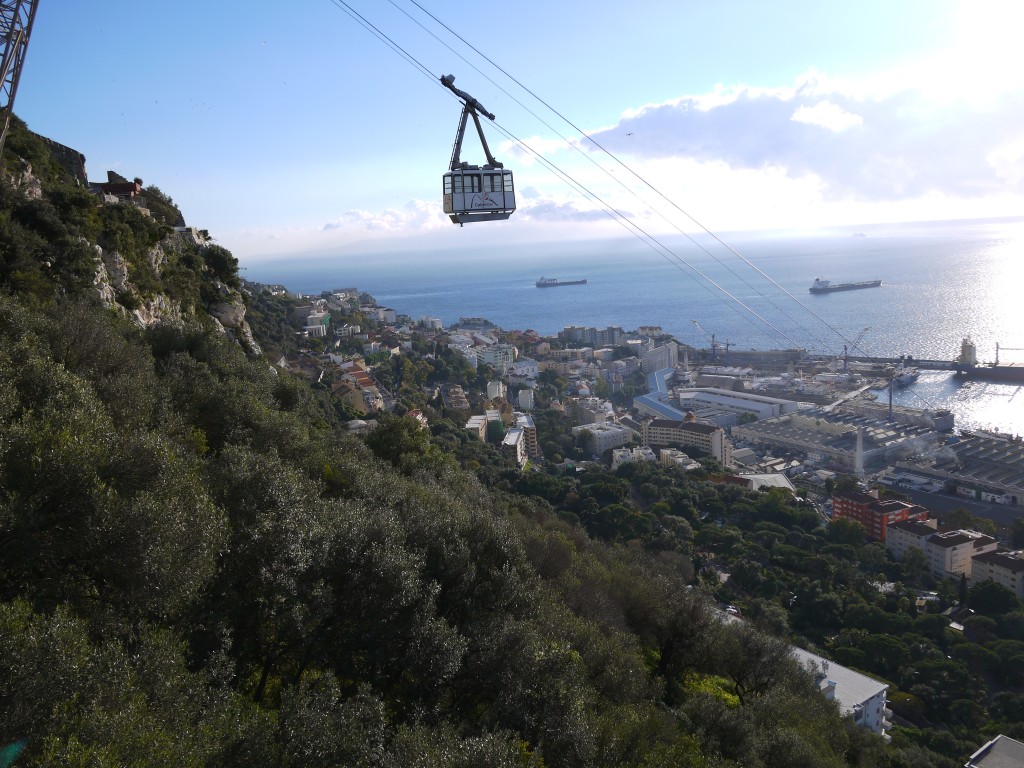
[245,216,1024,436]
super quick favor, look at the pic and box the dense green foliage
[2,118,1011,767]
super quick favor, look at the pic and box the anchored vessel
[809,277,882,294]
[893,364,919,387]
[536,276,587,288]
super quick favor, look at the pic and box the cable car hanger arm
[441,74,503,170]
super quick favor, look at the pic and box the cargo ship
[536,276,587,288]
[809,277,882,294]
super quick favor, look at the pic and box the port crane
[691,320,730,365]
[0,0,39,157]
[440,74,516,226]
[842,326,871,373]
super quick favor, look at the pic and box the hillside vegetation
[0,119,943,767]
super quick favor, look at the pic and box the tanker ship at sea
[536,276,587,288]
[809,277,882,294]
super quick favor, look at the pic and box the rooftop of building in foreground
[964,734,1024,767]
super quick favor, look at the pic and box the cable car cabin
[443,166,515,224]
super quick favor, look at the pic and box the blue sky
[15,1,1024,265]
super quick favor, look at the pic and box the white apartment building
[559,325,624,347]
[517,388,535,411]
[886,521,997,579]
[641,342,679,374]
[642,418,733,468]
[487,380,507,401]
[886,520,939,561]
[573,422,634,454]
[514,412,542,459]
[660,448,702,471]
[927,530,998,579]
[477,343,518,369]
[793,649,890,738]
[502,427,528,468]
[611,446,657,470]
[971,550,1024,600]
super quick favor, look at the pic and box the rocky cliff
[3,123,261,358]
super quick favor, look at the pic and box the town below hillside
[2,120,1022,767]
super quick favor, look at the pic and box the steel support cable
[401,0,861,356]
[388,0,831,354]
[489,108,799,350]
[327,0,436,84]
[327,0,796,349]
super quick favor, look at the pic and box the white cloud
[584,70,1024,202]
[791,100,863,132]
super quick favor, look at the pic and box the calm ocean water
[247,217,1024,434]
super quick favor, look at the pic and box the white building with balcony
[793,648,890,738]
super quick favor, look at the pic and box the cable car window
[503,173,514,192]
[444,176,453,194]
[466,174,482,193]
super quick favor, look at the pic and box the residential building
[971,550,1024,600]
[611,446,657,470]
[487,380,507,401]
[793,648,890,738]
[477,343,518,369]
[502,427,528,468]
[886,519,939,561]
[547,347,594,361]
[642,417,733,467]
[965,734,1024,767]
[572,397,614,425]
[514,412,542,458]
[831,491,929,543]
[517,388,535,411]
[926,529,998,579]
[559,325,624,347]
[659,448,702,471]
[465,415,488,441]
[304,310,330,335]
[641,342,678,374]
[573,422,634,454]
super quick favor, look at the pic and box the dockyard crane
[0,0,39,157]
[691,320,730,364]
[842,326,871,373]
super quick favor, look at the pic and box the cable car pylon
[440,74,515,225]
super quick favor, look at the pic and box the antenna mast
[0,0,39,157]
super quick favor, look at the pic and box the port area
[666,346,1022,532]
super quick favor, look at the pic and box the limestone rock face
[91,234,261,357]
[8,153,261,357]
[206,280,262,357]
[10,160,43,200]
